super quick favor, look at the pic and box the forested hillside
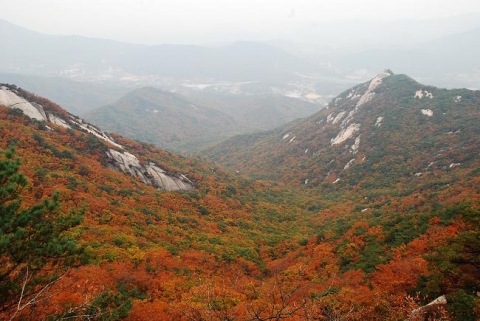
[0,82,478,320]
[203,71,480,190]
[84,87,322,153]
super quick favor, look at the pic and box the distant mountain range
[0,19,318,82]
[202,70,480,190]
[3,16,480,114]
[84,87,322,153]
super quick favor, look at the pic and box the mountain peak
[324,70,395,146]
[202,72,480,189]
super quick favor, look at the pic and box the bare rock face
[0,84,195,192]
[69,116,123,148]
[107,149,194,192]
[0,85,48,121]
[0,85,73,130]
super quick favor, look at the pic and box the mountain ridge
[0,84,194,191]
[0,77,478,319]
[84,86,240,153]
[202,71,480,190]
[0,19,317,82]
[84,86,322,153]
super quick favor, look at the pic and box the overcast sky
[2,0,480,44]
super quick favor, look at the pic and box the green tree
[0,147,83,315]
[419,203,480,320]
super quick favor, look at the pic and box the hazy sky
[2,0,480,44]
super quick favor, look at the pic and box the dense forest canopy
[0,72,479,320]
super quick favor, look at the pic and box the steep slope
[0,84,193,191]
[0,82,479,319]
[84,87,240,152]
[203,71,480,190]
[0,84,334,320]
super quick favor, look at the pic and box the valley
[1,70,479,320]
[0,11,479,321]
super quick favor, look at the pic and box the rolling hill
[83,87,240,152]
[84,87,322,153]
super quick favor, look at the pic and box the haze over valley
[1,1,479,320]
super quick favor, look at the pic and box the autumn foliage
[0,82,479,320]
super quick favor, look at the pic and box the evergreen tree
[0,147,83,314]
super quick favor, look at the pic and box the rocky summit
[202,70,480,190]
